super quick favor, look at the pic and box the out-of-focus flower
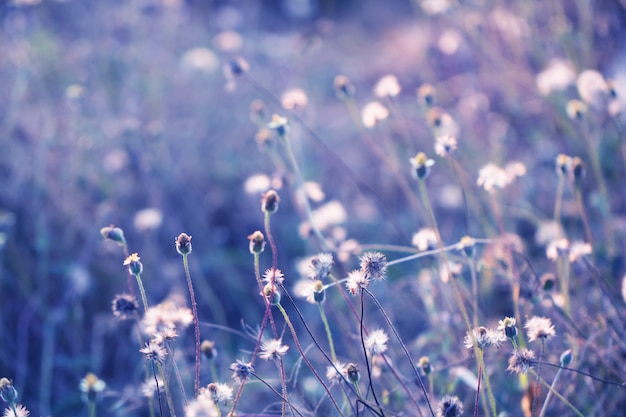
[326,361,347,384]
[536,58,576,96]
[134,208,163,232]
[229,360,253,383]
[244,173,271,194]
[334,75,355,100]
[577,69,609,109]
[507,348,535,374]
[143,301,193,336]
[180,47,219,73]
[410,152,435,180]
[525,316,556,342]
[374,75,401,98]
[477,162,525,193]
[281,88,308,110]
[362,101,389,128]
[426,107,460,137]
[259,339,289,361]
[346,269,368,295]
[463,326,505,350]
[412,228,437,251]
[112,294,139,321]
[434,135,458,157]
[421,0,452,16]
[213,30,243,52]
[416,83,436,106]
[566,99,588,120]
[79,373,106,403]
[359,251,387,281]
[365,329,389,355]
[185,395,218,417]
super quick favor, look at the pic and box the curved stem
[359,289,385,416]
[182,253,200,399]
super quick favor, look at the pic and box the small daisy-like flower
[230,360,254,383]
[143,301,193,336]
[308,253,334,280]
[203,382,233,406]
[79,373,106,402]
[175,233,192,255]
[436,395,464,417]
[361,101,389,128]
[326,361,347,384]
[463,326,505,350]
[248,230,266,254]
[566,99,588,120]
[365,329,389,355]
[346,269,369,295]
[568,241,592,262]
[507,348,535,374]
[497,317,518,339]
[570,157,585,187]
[123,253,143,275]
[418,356,432,375]
[374,74,401,98]
[267,114,289,137]
[334,75,355,100]
[525,316,556,342]
[434,135,458,157]
[140,339,168,363]
[477,162,525,193]
[410,152,436,179]
[262,268,285,285]
[112,293,139,320]
[576,69,608,109]
[259,339,289,361]
[2,404,29,417]
[140,377,164,398]
[412,228,437,251]
[359,251,387,281]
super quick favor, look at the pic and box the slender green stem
[182,253,201,398]
[558,255,571,318]
[318,303,337,362]
[553,174,565,229]
[575,189,593,248]
[133,273,149,312]
[476,349,497,417]
[528,369,584,417]
[166,343,189,407]
[474,363,482,417]
[88,401,96,417]
[156,361,177,417]
[538,367,563,417]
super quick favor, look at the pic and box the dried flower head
[2,404,29,417]
[143,301,194,336]
[112,293,139,320]
[346,269,369,295]
[326,361,347,384]
[361,101,389,128]
[507,348,535,374]
[464,326,505,350]
[230,360,254,383]
[334,75,355,100]
[140,339,168,363]
[261,190,280,214]
[203,382,233,406]
[345,363,360,383]
[417,83,436,106]
[436,395,464,417]
[262,268,285,285]
[359,251,388,281]
[434,135,458,157]
[308,253,334,280]
[365,329,389,355]
[259,339,289,361]
[175,233,192,255]
[410,152,436,179]
[525,316,556,342]
[100,225,126,246]
[247,230,266,254]
[123,253,143,275]
[201,340,217,361]
[570,157,585,188]
[184,395,218,417]
[374,74,401,98]
[498,316,518,339]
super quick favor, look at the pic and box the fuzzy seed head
[346,269,369,295]
[359,251,387,281]
[112,293,139,321]
[365,329,389,355]
[262,268,285,285]
[308,253,334,280]
[436,395,464,417]
[345,363,360,383]
[140,339,168,363]
[248,230,266,254]
[203,383,233,406]
[507,348,535,374]
[261,190,280,214]
[0,378,18,404]
[176,233,192,255]
[525,316,556,342]
[230,360,254,383]
[259,339,289,361]
[417,83,436,107]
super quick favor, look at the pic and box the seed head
[261,190,280,214]
[203,382,233,406]
[112,293,139,320]
[2,404,29,417]
[346,269,369,295]
[230,360,254,383]
[507,348,535,374]
[262,268,285,285]
[436,395,464,417]
[560,349,572,366]
[464,326,505,350]
[123,253,143,275]
[365,329,389,355]
[100,225,126,246]
[259,339,289,361]
[410,152,435,179]
[524,316,556,342]
[175,233,192,255]
[140,339,168,363]
[248,230,266,254]
[359,251,387,281]
[308,253,334,280]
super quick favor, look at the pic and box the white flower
[463,326,505,350]
[365,329,389,355]
[259,339,289,361]
[434,135,458,157]
[361,101,389,128]
[262,268,285,285]
[374,75,401,98]
[477,162,525,193]
[412,228,437,251]
[346,269,369,295]
[577,69,609,109]
[326,361,347,383]
[281,88,308,110]
[536,58,576,96]
[525,316,556,342]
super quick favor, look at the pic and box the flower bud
[175,233,192,255]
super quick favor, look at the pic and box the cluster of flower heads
[0,378,29,417]
[463,326,506,350]
[142,300,193,336]
[294,252,335,304]
[476,161,526,193]
[346,251,388,295]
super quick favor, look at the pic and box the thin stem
[359,289,385,417]
[133,273,149,312]
[553,174,565,230]
[88,401,96,417]
[166,343,189,408]
[151,361,165,417]
[476,349,497,417]
[264,212,278,270]
[574,189,593,248]
[156,361,177,417]
[318,303,337,363]
[532,340,546,417]
[474,362,482,417]
[528,369,585,417]
[182,253,201,399]
[538,367,563,417]
[363,288,435,417]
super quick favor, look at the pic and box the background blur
[1,0,625,416]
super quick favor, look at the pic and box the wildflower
[359,251,387,281]
[334,75,355,100]
[248,231,266,254]
[140,377,164,398]
[281,88,308,110]
[434,135,458,157]
[230,360,254,383]
[0,378,18,404]
[576,69,609,109]
[267,114,289,138]
[262,268,285,285]
[304,200,347,232]
[436,395,464,417]
[134,208,163,232]
[345,363,360,383]
[263,283,281,305]
[568,241,592,262]
[457,236,476,258]
[560,349,572,366]
[79,373,106,403]
[179,47,218,74]
[204,382,233,406]
[346,269,369,295]
[307,253,334,280]
[418,356,432,375]
[426,107,460,137]
[507,348,535,374]
[201,340,217,361]
[412,228,437,251]
[143,301,193,336]
[525,316,556,342]
[570,157,585,188]
[261,190,280,214]
[2,404,29,417]
[259,339,289,361]
[326,361,347,384]
[498,317,518,339]
[555,154,572,176]
[123,253,143,275]
[361,101,389,128]
[477,162,525,193]
[175,233,192,255]
[410,152,435,179]
[249,99,269,124]
[365,329,389,355]
[225,56,249,78]
[100,225,126,246]
[313,280,325,303]
[140,339,168,363]
[546,238,569,261]
[566,99,588,120]
[463,326,505,350]
[293,279,317,304]
[154,326,178,343]
[374,74,401,98]
[535,58,576,96]
[185,395,218,417]
[416,83,436,106]
[112,294,139,320]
